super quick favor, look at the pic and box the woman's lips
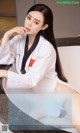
[26,27,31,32]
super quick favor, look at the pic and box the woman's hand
[4,27,27,38]
[1,27,27,47]
[0,70,8,78]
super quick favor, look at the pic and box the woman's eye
[27,16,31,20]
[34,21,39,25]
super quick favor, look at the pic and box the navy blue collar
[21,33,40,74]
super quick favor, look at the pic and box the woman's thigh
[55,82,80,125]
[55,82,79,94]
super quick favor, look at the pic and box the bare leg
[56,83,80,132]
[72,94,80,131]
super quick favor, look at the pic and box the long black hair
[27,4,67,82]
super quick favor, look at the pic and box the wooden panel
[0,17,17,38]
[0,0,16,16]
[0,0,17,38]
[56,37,80,47]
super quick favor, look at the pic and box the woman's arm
[1,27,27,47]
[0,27,27,65]
[6,46,56,91]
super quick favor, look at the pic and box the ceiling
[0,0,16,16]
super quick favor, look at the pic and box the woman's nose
[27,20,32,27]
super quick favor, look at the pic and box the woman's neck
[28,34,37,45]
[28,34,37,50]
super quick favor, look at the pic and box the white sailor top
[0,35,58,93]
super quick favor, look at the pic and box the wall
[58,46,80,90]
[16,0,34,27]
[0,0,16,16]
[16,0,80,38]
[0,0,17,38]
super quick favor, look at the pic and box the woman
[0,4,80,131]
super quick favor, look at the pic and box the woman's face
[24,11,48,35]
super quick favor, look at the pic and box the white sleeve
[6,46,56,90]
[0,35,20,65]
[0,43,12,64]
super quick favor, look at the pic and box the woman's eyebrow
[28,14,41,22]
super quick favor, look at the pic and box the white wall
[58,46,80,90]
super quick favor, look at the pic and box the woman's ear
[42,24,48,30]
